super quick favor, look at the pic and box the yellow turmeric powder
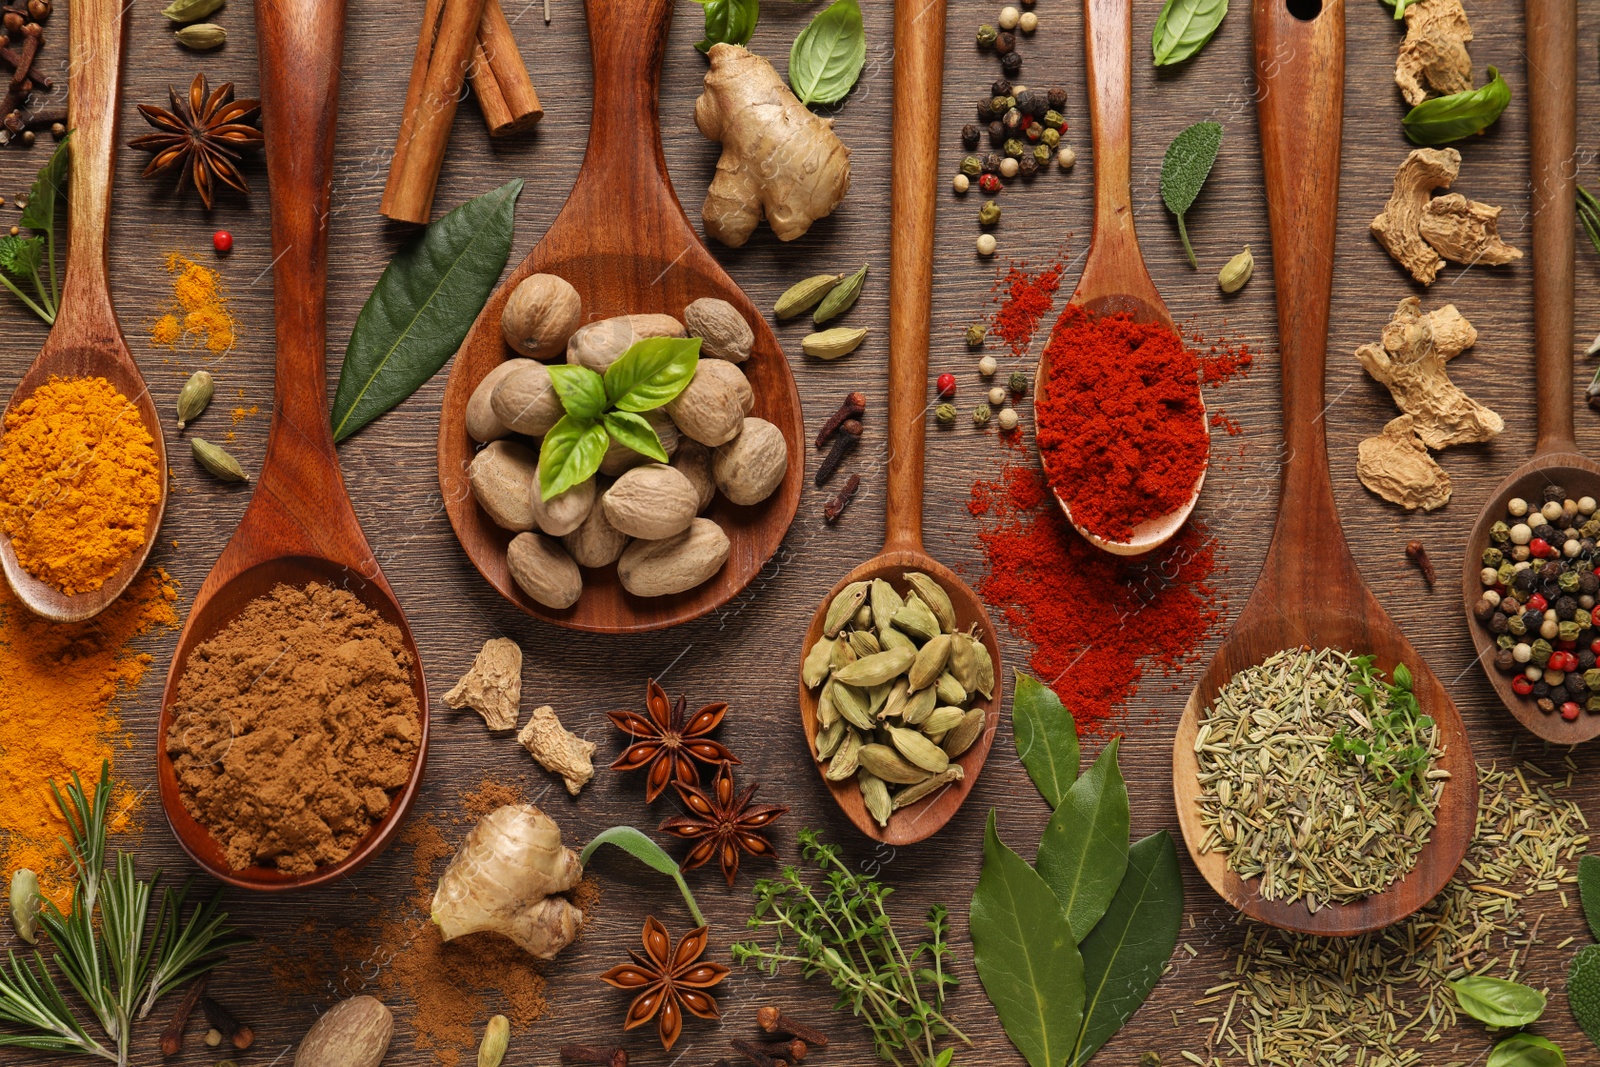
[147,252,237,354]
[0,376,162,594]
[0,568,176,909]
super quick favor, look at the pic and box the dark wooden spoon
[796,0,1004,847]
[0,0,169,622]
[155,0,428,891]
[1030,0,1205,558]
[1170,0,1476,937]
[1461,0,1600,744]
[437,0,803,633]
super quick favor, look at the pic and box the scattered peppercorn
[977,24,998,48]
[1058,145,1076,169]
[1003,138,1025,159]
[1008,371,1028,395]
[972,403,992,427]
[988,121,1006,147]
[988,386,1006,406]
[1019,10,1038,33]
[976,233,997,256]
[994,31,1015,55]
[978,355,998,376]
[213,230,233,253]
[992,78,1013,96]
[999,5,1020,30]
[936,402,957,425]
[966,322,987,347]
[961,123,980,149]
[999,157,1019,179]
[936,372,957,398]
[1002,51,1022,75]
[1047,86,1067,110]
[978,200,1001,226]
[1018,154,1039,179]
[998,407,1020,431]
[1043,109,1065,130]
[961,155,982,176]
[978,173,1002,194]
[952,173,970,194]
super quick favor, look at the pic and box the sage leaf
[538,415,609,500]
[1402,67,1511,146]
[789,0,866,107]
[1160,122,1222,269]
[970,811,1085,1067]
[1580,854,1600,940]
[1450,976,1547,1029]
[547,364,607,422]
[1151,0,1227,67]
[1072,831,1183,1066]
[1012,671,1079,809]
[691,0,757,53]
[602,411,669,463]
[331,179,522,441]
[580,826,705,926]
[603,337,701,412]
[1570,944,1600,1048]
[1488,1033,1566,1067]
[1035,739,1130,942]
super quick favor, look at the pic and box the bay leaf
[1580,854,1600,940]
[1012,671,1079,808]
[1036,739,1129,942]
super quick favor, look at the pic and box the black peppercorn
[1018,153,1038,179]
[1534,681,1553,698]
[992,77,1013,96]
[1001,51,1022,75]
[988,121,1006,147]
[1473,598,1497,622]
[1580,650,1596,672]
[1525,610,1545,632]
[1582,572,1599,597]
[1489,613,1510,635]
[1016,88,1049,117]
[962,124,980,149]
[1494,649,1516,672]
[1557,595,1579,620]
[995,30,1016,54]
[1047,85,1068,110]
[1502,597,1522,616]
[1542,560,1564,581]
[978,100,997,123]
[980,153,1001,173]
[1568,677,1590,701]
[1545,484,1567,503]
[1514,570,1537,594]
[1535,524,1560,543]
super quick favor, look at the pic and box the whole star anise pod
[601,916,728,1051]
[660,761,787,887]
[129,73,263,209]
[608,678,737,802]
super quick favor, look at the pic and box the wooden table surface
[7,0,1600,1064]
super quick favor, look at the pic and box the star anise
[660,761,787,887]
[607,678,738,802]
[600,916,728,1051]
[129,73,263,209]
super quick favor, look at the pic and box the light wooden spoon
[1461,0,1600,744]
[1170,0,1476,937]
[1031,0,1205,558]
[0,0,168,622]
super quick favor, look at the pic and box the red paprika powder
[991,262,1063,355]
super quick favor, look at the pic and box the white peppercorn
[1018,10,1037,32]
[997,408,1019,431]
[976,233,997,256]
[978,355,998,376]
[998,5,1020,30]
[988,386,1006,406]
[1508,497,1529,517]
[999,156,1019,178]
[1058,145,1076,169]
[953,173,970,194]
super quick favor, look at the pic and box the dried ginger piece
[1419,193,1522,266]
[1358,416,1453,511]
[1396,0,1473,106]
[517,706,595,796]
[1356,297,1501,450]
[444,638,523,731]
[1372,148,1460,285]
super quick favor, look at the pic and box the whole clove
[560,1046,628,1067]
[756,1006,830,1049]
[159,977,207,1057]
[824,474,860,524]
[815,391,866,447]
[758,1037,808,1063]
[814,419,861,487]
[200,996,253,1051]
[730,1038,783,1067]
[1406,539,1436,586]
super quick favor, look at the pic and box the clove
[758,1038,808,1063]
[1406,539,1436,587]
[814,419,861,487]
[559,1046,628,1067]
[158,977,207,1057]
[756,1006,829,1049]
[815,390,866,448]
[824,473,860,524]
[730,1038,783,1067]
[200,996,253,1051]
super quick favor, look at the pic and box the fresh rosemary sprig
[0,763,249,1066]
[1329,657,1434,798]
[732,829,967,1067]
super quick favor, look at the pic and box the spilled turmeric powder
[148,252,237,354]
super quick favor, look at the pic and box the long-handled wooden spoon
[796,0,1003,847]
[1030,0,1205,558]
[1462,0,1599,744]
[155,0,428,891]
[1171,0,1476,937]
[0,0,168,622]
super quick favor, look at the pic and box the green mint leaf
[538,415,608,500]
[693,0,758,53]
[1570,943,1600,1049]
[0,234,44,278]
[1160,121,1223,268]
[789,0,866,106]
[601,411,669,463]
[1151,0,1228,67]
[1582,855,1600,940]
[1012,671,1080,809]
[546,363,607,421]
[331,179,522,442]
[19,134,69,233]
[1403,67,1512,145]
[1487,1032,1566,1067]
[580,827,705,926]
[603,337,701,412]
[1449,976,1548,1029]
[1035,739,1130,942]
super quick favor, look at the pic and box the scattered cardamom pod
[477,1015,510,1067]
[774,273,842,319]
[9,869,39,944]
[176,369,214,429]
[1218,245,1253,293]
[191,437,249,482]
[162,0,224,21]
[175,22,227,49]
[803,326,869,361]
[813,263,868,324]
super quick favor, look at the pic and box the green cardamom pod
[802,326,869,361]
[857,767,892,827]
[879,626,918,656]
[970,634,996,698]
[908,633,953,691]
[921,706,967,736]
[834,648,915,688]
[191,437,248,482]
[478,1015,510,1067]
[871,577,904,637]
[176,369,214,429]
[824,580,870,636]
[847,629,881,658]
[947,633,977,690]
[802,636,835,689]
[942,707,986,757]
[162,0,225,21]
[9,869,39,944]
[816,681,839,728]
[175,23,227,49]
[857,743,930,784]
[1218,245,1253,293]
[825,728,862,780]
[888,726,950,773]
[879,677,910,720]
[935,671,967,707]
[892,766,963,810]
[902,685,938,725]
[905,571,957,632]
[892,594,941,643]
[774,273,842,319]
[829,680,876,731]
[814,718,845,760]
[813,263,868,324]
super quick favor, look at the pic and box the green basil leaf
[602,410,669,463]
[331,179,523,442]
[1035,739,1130,941]
[580,826,705,927]
[789,0,866,107]
[1449,976,1548,1029]
[603,337,701,412]
[1160,121,1222,268]
[970,811,1085,1067]
[1580,855,1600,940]
[1012,671,1080,809]
[1072,831,1184,1066]
[1151,0,1227,67]
[19,133,69,233]
[1487,1033,1566,1067]
[546,364,607,421]
[1402,67,1512,146]
[692,0,758,53]
[1569,943,1600,1048]
[538,415,608,500]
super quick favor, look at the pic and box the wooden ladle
[1462,0,1600,744]
[437,0,803,633]
[155,0,429,891]
[796,0,1003,847]
[0,0,168,622]
[1170,0,1476,937]
[1030,0,1204,558]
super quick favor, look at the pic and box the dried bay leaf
[1035,740,1130,942]
[1012,671,1079,809]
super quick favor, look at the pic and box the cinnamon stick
[470,0,542,136]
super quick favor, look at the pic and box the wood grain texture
[4,0,1600,1063]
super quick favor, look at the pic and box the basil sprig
[1402,67,1512,145]
[789,0,865,106]
[1151,0,1227,67]
[1160,121,1223,268]
[690,0,757,54]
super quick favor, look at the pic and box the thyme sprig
[732,829,967,1067]
[0,763,249,1066]
[1329,657,1434,798]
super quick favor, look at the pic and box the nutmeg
[530,476,596,537]
[562,491,631,568]
[465,358,536,443]
[671,439,717,512]
[501,273,582,361]
[617,517,731,597]
[602,464,700,540]
[468,440,539,532]
[293,995,393,1067]
[506,533,583,609]
[490,361,564,437]
[566,313,686,373]
[664,359,754,446]
[713,417,788,505]
[683,296,754,362]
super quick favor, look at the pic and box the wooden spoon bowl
[437,0,803,634]
[0,0,168,622]
[155,0,428,891]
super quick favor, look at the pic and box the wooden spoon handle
[1528,0,1578,456]
[884,0,947,555]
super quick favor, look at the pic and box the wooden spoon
[437,0,803,633]
[155,0,429,892]
[1030,0,1205,558]
[796,0,1003,847]
[1462,0,1600,744]
[1170,0,1476,937]
[0,0,168,622]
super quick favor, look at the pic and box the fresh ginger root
[431,804,584,959]
[695,43,851,247]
